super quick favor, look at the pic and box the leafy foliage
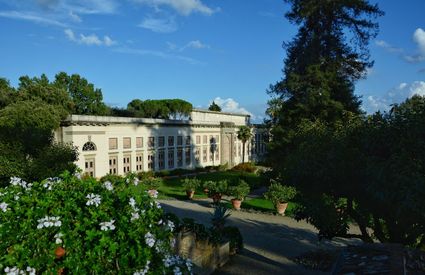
[208,101,221,112]
[228,180,250,200]
[181,178,201,191]
[284,96,425,246]
[127,99,193,119]
[264,181,297,205]
[0,173,192,274]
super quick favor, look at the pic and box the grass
[157,170,297,215]
[157,170,266,200]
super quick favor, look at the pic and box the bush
[99,174,123,183]
[231,163,257,173]
[181,178,201,191]
[137,171,155,180]
[228,180,250,200]
[142,177,163,190]
[0,172,192,274]
[264,181,297,204]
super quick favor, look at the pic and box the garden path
[159,199,362,275]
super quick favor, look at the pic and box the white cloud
[133,0,217,16]
[404,28,425,63]
[63,0,118,15]
[113,46,203,65]
[182,40,209,50]
[414,28,425,54]
[210,97,254,117]
[0,10,67,27]
[64,29,116,46]
[69,10,82,22]
[138,16,177,33]
[375,40,402,53]
[362,81,425,113]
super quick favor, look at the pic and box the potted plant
[264,182,296,215]
[143,177,162,198]
[181,178,200,199]
[203,180,215,194]
[228,180,250,210]
[210,203,231,230]
[209,180,228,204]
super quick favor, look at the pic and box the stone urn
[276,202,288,215]
[186,190,195,200]
[231,199,242,210]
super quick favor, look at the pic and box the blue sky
[0,0,424,122]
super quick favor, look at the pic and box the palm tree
[237,126,252,163]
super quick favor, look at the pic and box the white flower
[133,260,150,275]
[129,197,136,208]
[131,212,140,221]
[155,201,161,209]
[26,266,36,275]
[37,216,62,229]
[173,266,182,275]
[9,177,31,191]
[43,177,61,190]
[103,181,113,191]
[100,220,115,231]
[74,172,81,179]
[4,266,36,275]
[144,232,155,247]
[86,193,101,207]
[158,219,163,225]
[134,178,140,186]
[167,220,175,232]
[0,202,8,212]
[55,233,64,244]
[147,190,158,198]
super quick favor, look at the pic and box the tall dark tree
[208,101,222,112]
[267,0,383,169]
[237,126,252,163]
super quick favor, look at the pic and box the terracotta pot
[276,202,288,215]
[186,190,195,199]
[231,199,242,210]
[203,188,209,194]
[212,193,222,204]
[55,247,66,259]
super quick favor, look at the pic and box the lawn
[157,170,297,215]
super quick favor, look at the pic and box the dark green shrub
[231,162,257,173]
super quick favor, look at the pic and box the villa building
[55,109,267,178]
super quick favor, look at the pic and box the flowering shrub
[0,172,192,274]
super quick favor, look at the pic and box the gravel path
[159,199,362,275]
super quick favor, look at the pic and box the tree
[0,78,15,109]
[237,126,252,163]
[0,100,77,185]
[267,0,383,170]
[208,101,222,112]
[127,99,193,119]
[54,72,109,116]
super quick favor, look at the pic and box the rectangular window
[168,149,174,169]
[168,136,174,147]
[185,147,191,165]
[123,137,131,149]
[158,149,165,170]
[177,136,183,146]
[203,135,207,144]
[195,147,201,164]
[158,136,165,147]
[148,137,155,148]
[84,158,95,177]
[177,148,183,167]
[109,156,118,175]
[148,151,155,171]
[216,147,220,161]
[123,155,131,173]
[185,136,191,146]
[136,137,143,148]
[196,135,201,145]
[203,146,208,163]
[136,153,143,172]
[109,138,118,150]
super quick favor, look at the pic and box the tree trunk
[242,142,245,163]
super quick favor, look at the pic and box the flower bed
[0,172,192,274]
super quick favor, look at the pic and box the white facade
[55,109,266,178]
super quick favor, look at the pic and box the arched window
[82,141,97,151]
